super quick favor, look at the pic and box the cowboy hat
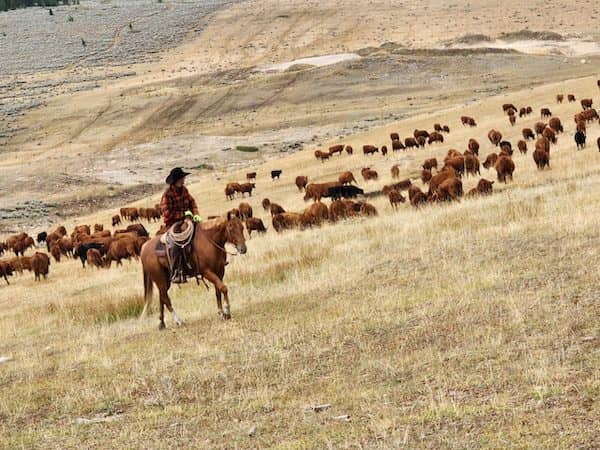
[165,167,191,185]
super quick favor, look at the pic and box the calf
[36,232,47,244]
[314,150,330,162]
[423,158,438,170]
[271,170,282,180]
[246,172,257,181]
[74,242,107,268]
[391,165,400,179]
[245,218,267,237]
[361,168,378,181]
[540,108,552,118]
[568,94,576,102]
[112,215,122,227]
[517,140,528,154]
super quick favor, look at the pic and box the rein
[202,223,240,256]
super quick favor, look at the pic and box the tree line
[0,0,76,12]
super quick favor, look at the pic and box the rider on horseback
[160,167,202,284]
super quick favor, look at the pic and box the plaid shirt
[160,185,199,227]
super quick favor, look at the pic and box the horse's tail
[141,269,153,317]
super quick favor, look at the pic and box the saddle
[156,220,196,281]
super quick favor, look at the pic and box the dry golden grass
[1,76,600,448]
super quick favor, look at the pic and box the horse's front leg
[202,270,231,320]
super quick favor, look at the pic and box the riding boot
[171,247,187,284]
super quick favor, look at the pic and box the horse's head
[225,212,247,254]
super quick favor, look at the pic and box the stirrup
[171,272,187,284]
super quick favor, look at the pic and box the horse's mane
[199,216,227,230]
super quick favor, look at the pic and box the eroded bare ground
[1,0,600,232]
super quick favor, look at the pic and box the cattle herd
[2,81,600,286]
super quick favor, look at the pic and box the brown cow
[105,237,138,267]
[391,165,400,179]
[0,261,13,285]
[245,218,267,237]
[443,156,465,177]
[464,154,480,177]
[272,212,302,232]
[442,125,450,133]
[408,185,428,208]
[568,94,576,102]
[270,203,285,216]
[392,140,405,151]
[361,168,378,181]
[533,148,550,170]
[238,182,256,197]
[461,116,477,126]
[503,103,517,114]
[435,176,463,201]
[50,243,61,262]
[246,172,257,181]
[112,215,122,227]
[434,124,443,132]
[301,202,329,227]
[519,107,527,117]
[581,98,593,109]
[357,201,378,216]
[315,150,330,161]
[421,169,432,184]
[86,248,104,269]
[540,108,552,118]
[522,128,535,140]
[381,145,389,155]
[413,129,429,139]
[423,158,438,170]
[30,252,50,281]
[328,144,345,156]
[295,175,308,191]
[542,127,557,144]
[390,132,400,141]
[238,202,253,220]
[468,138,480,155]
[548,117,563,133]
[345,145,353,155]
[556,94,564,103]
[94,224,104,233]
[225,182,241,201]
[494,155,515,183]
[428,131,444,144]
[404,137,418,148]
[363,145,379,156]
[467,178,494,196]
[483,153,498,170]
[576,120,586,133]
[304,182,341,202]
[488,129,502,146]
[534,122,547,136]
[338,171,357,185]
[517,140,528,154]
[262,198,271,211]
[428,168,457,195]
[387,189,405,210]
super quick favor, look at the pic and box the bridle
[205,222,243,256]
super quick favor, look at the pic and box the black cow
[271,170,282,180]
[36,231,47,244]
[74,242,107,268]
[575,131,586,150]
[328,185,365,200]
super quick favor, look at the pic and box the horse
[140,213,247,329]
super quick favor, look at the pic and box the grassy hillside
[1,76,600,448]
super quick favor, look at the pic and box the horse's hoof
[158,322,166,330]
[223,312,232,320]
[175,319,185,327]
